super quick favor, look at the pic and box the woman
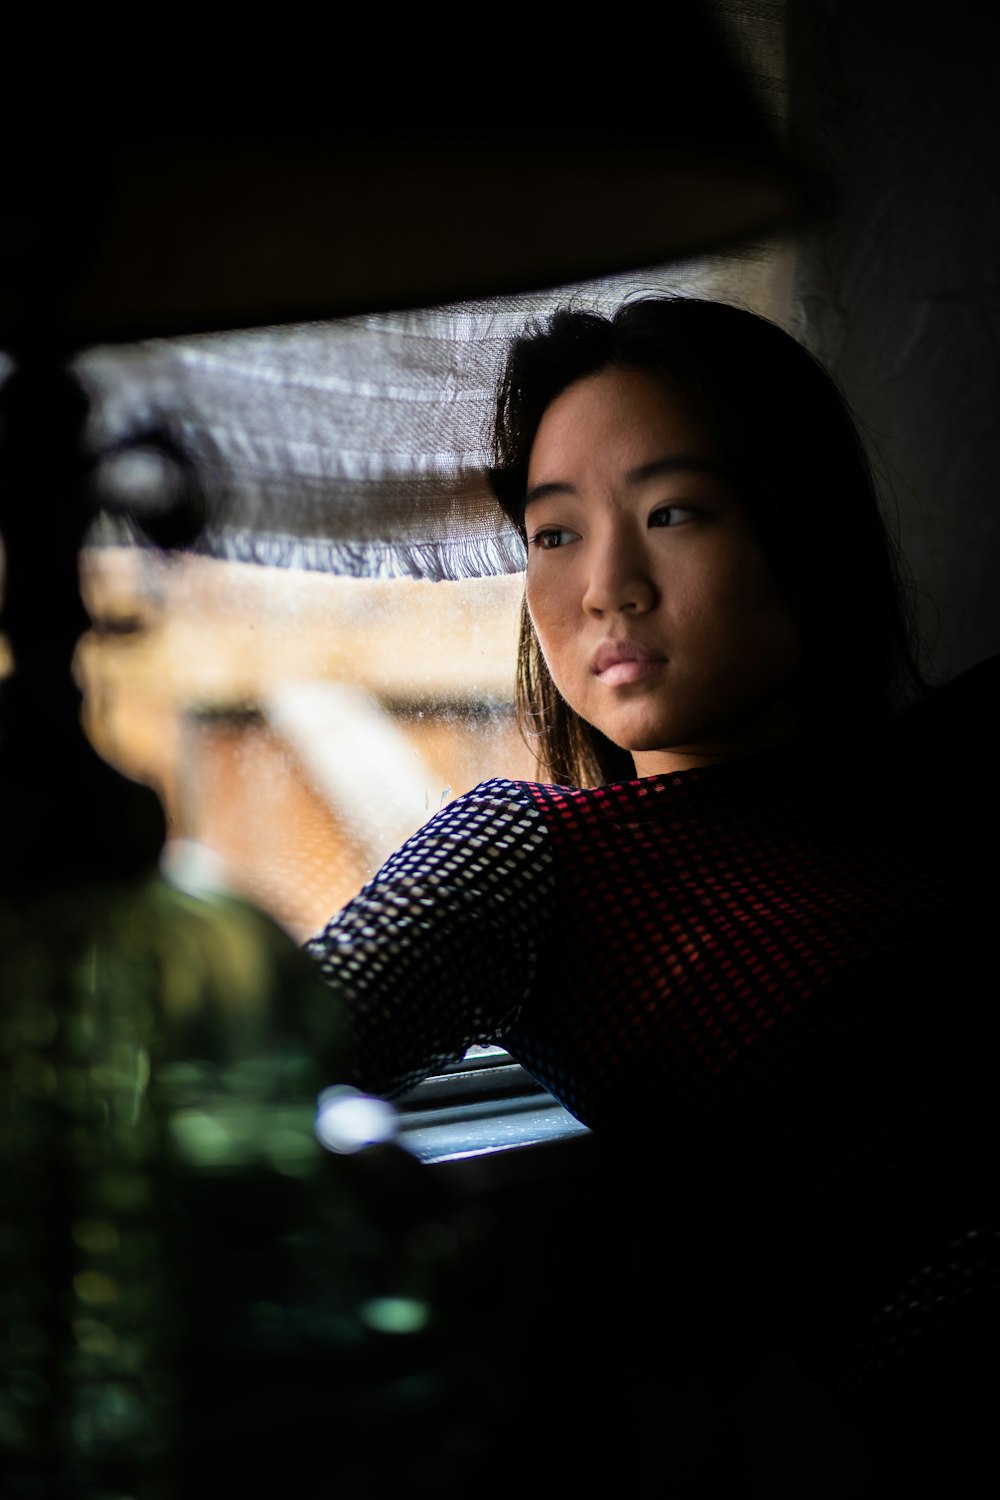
[306,297,997,1491]
[491,295,927,786]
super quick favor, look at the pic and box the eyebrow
[523,454,730,509]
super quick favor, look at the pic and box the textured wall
[787,0,1000,684]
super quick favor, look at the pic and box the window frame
[393,1047,591,1167]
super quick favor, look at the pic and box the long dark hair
[488,295,928,787]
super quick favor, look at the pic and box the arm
[303,779,553,1098]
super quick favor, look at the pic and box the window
[77,554,532,943]
[65,244,799,1162]
[74,248,798,936]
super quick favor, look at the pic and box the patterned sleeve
[302,779,554,1098]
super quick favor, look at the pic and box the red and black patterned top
[304,655,999,1417]
[305,667,992,1174]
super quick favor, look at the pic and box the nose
[581,523,658,617]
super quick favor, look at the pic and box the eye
[528,526,580,550]
[648,504,699,528]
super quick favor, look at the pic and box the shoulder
[865,652,999,802]
[360,777,555,893]
[447,775,544,811]
[887,651,999,758]
[414,777,549,839]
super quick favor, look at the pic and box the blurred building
[75,547,533,941]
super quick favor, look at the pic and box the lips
[591,639,667,686]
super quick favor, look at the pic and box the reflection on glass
[75,551,533,939]
[0,867,489,1497]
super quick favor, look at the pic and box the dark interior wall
[787,0,1000,685]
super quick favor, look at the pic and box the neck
[631,700,807,779]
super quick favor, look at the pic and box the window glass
[72,241,799,948]
[77,549,531,942]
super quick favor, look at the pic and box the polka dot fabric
[306,744,989,1222]
[306,714,998,1420]
[503,758,969,1192]
[303,780,554,1097]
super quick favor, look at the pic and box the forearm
[303,781,553,1097]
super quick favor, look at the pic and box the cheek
[680,548,800,670]
[526,581,589,701]
[526,571,573,656]
[719,559,801,667]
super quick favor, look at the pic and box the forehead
[528,365,718,483]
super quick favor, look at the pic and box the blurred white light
[160,837,234,897]
[359,1296,430,1335]
[315,1085,397,1154]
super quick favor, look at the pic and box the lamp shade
[0,5,802,348]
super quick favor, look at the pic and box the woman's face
[524,365,803,776]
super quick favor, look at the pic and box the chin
[605,719,698,755]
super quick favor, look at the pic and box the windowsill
[394,1048,592,1168]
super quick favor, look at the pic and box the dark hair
[488,295,929,787]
